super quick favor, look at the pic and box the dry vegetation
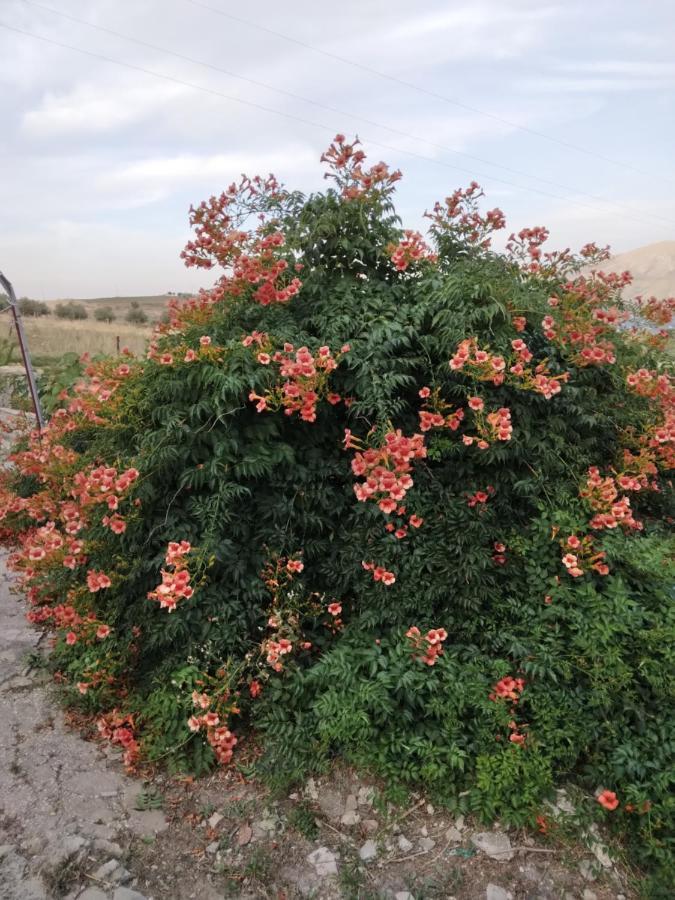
[1,294,179,361]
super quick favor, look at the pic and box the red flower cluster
[560,532,609,577]
[321,135,402,201]
[490,675,528,745]
[405,626,448,666]
[362,560,396,586]
[147,541,194,612]
[427,181,506,249]
[581,468,643,532]
[387,230,437,271]
[249,342,348,421]
[97,712,140,769]
[348,429,427,513]
[187,691,238,765]
[466,486,494,507]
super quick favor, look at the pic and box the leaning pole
[0,270,45,430]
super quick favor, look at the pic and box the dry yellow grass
[4,317,150,360]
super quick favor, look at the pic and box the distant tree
[94,306,116,323]
[126,303,148,325]
[18,298,51,317]
[55,301,88,320]
[0,293,9,311]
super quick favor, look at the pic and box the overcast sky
[1,0,674,299]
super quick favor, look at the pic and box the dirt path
[0,552,632,900]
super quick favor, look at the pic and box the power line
[0,19,667,231]
[19,0,675,228]
[185,0,674,187]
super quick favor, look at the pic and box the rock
[359,839,377,861]
[579,859,597,881]
[304,778,319,800]
[206,841,219,854]
[471,832,514,862]
[341,810,361,826]
[591,841,612,869]
[362,819,379,833]
[317,788,344,822]
[91,859,132,884]
[344,794,358,812]
[92,838,124,859]
[357,786,375,808]
[208,811,223,829]
[553,789,575,815]
[78,890,108,900]
[112,889,148,900]
[419,837,435,852]
[397,835,413,852]
[445,826,462,844]
[420,824,428,837]
[582,890,598,900]
[395,893,415,900]
[486,885,511,900]
[236,823,252,846]
[307,846,338,877]
[426,803,435,815]
[125,809,168,836]
[455,814,465,831]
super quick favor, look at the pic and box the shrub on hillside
[126,301,148,325]
[54,301,88,320]
[18,298,50,317]
[0,137,673,892]
[94,306,116,323]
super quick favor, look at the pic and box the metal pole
[0,271,45,430]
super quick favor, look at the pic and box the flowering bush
[0,135,673,892]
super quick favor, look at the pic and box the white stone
[397,835,413,852]
[304,778,319,800]
[341,810,361,826]
[307,846,338,877]
[426,803,435,815]
[357,786,375,807]
[395,893,415,900]
[206,841,219,854]
[579,859,597,881]
[454,815,465,831]
[112,889,148,900]
[344,794,358,812]
[471,832,514,862]
[207,812,223,829]
[445,826,462,844]
[582,890,598,900]
[486,885,511,900]
[419,837,435,852]
[359,839,377,862]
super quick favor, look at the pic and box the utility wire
[19,0,675,228]
[186,0,674,186]
[0,19,667,230]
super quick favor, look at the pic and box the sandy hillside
[597,240,675,299]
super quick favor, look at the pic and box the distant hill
[42,294,183,322]
[597,241,675,299]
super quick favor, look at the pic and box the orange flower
[597,789,619,810]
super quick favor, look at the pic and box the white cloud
[22,79,192,137]
[0,0,673,298]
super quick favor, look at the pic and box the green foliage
[18,297,50,317]
[126,301,148,324]
[94,305,116,323]
[54,301,87,320]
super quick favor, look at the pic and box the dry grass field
[0,294,180,362]
[19,317,151,359]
